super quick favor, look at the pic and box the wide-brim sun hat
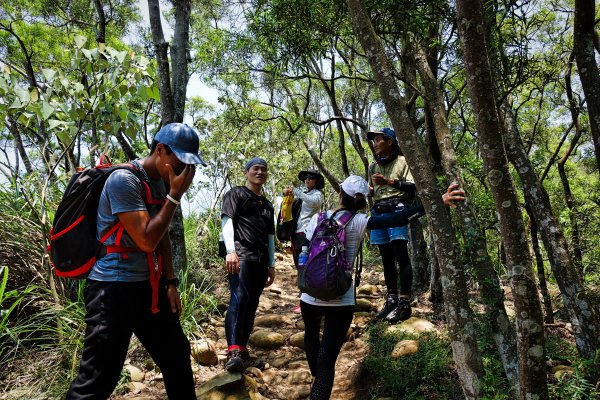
[154,123,207,166]
[340,175,370,198]
[298,169,325,190]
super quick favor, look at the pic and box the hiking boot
[374,295,399,320]
[225,350,245,372]
[385,298,412,323]
[240,350,266,370]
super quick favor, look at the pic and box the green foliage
[548,367,599,400]
[364,323,463,399]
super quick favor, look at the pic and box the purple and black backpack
[297,209,362,301]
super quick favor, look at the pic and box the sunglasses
[305,175,317,180]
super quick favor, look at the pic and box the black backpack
[49,161,157,278]
[276,198,302,241]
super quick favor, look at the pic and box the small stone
[254,314,293,327]
[355,298,374,311]
[190,339,218,366]
[357,284,379,295]
[125,381,146,394]
[386,317,439,336]
[289,332,305,349]
[287,369,312,384]
[391,340,419,358]
[249,330,286,349]
[124,364,145,382]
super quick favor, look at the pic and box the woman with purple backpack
[299,175,465,400]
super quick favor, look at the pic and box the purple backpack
[297,209,356,300]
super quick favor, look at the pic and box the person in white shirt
[300,175,464,400]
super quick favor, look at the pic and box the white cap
[340,175,370,198]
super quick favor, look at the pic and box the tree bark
[148,0,175,124]
[346,1,484,397]
[455,0,547,398]
[574,0,600,174]
[408,220,429,293]
[527,207,554,324]
[171,0,191,123]
[413,44,519,392]
[501,102,600,369]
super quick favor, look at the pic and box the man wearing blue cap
[221,157,275,372]
[367,127,418,324]
[67,123,205,399]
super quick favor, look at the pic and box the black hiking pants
[301,301,354,400]
[66,280,196,400]
[225,260,269,347]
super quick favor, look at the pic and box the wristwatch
[166,277,180,288]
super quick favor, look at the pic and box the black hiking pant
[66,280,196,400]
[225,260,269,347]
[378,240,412,296]
[301,301,354,400]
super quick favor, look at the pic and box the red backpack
[48,157,165,312]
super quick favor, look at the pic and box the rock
[258,297,273,311]
[288,385,311,400]
[249,330,286,349]
[261,368,279,384]
[216,327,226,339]
[391,340,419,358]
[269,286,282,294]
[254,314,293,327]
[287,360,309,370]
[552,365,575,380]
[355,298,374,311]
[386,317,439,336]
[357,284,379,295]
[289,332,305,349]
[245,367,264,381]
[295,319,305,330]
[353,313,372,326]
[124,364,145,382]
[287,369,312,384]
[190,339,218,366]
[196,371,243,397]
[125,381,146,394]
[270,355,290,368]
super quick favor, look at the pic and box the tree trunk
[171,0,191,123]
[413,44,519,392]
[455,0,547,398]
[527,207,554,324]
[346,1,484,397]
[148,0,175,124]
[501,102,600,369]
[574,0,600,174]
[428,232,443,304]
[408,220,429,294]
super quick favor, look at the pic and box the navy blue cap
[367,127,397,143]
[245,157,268,171]
[154,123,206,166]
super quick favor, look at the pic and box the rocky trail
[112,250,440,400]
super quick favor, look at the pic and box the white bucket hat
[340,175,370,198]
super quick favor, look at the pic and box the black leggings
[378,239,412,296]
[301,301,354,400]
[225,260,268,347]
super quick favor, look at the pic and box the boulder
[254,314,293,327]
[357,284,379,296]
[355,298,375,311]
[124,364,145,382]
[289,332,305,349]
[386,317,438,336]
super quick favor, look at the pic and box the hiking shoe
[374,295,399,320]
[240,350,266,370]
[225,350,245,372]
[385,298,412,323]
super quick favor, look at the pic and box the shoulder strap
[353,240,363,300]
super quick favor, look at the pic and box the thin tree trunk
[171,0,191,123]
[501,103,600,370]
[148,0,175,124]
[574,0,600,174]
[408,220,429,294]
[428,231,443,304]
[7,118,34,175]
[455,0,547,398]
[527,207,554,324]
[413,44,519,392]
[346,1,484,397]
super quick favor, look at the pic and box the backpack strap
[353,240,363,300]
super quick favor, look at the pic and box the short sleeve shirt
[87,162,166,282]
[369,155,414,202]
[221,186,275,261]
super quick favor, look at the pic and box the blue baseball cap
[367,127,397,143]
[154,123,206,166]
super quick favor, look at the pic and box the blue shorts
[369,208,409,244]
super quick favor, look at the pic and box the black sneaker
[374,295,399,320]
[225,350,245,372]
[240,350,266,370]
[385,298,412,323]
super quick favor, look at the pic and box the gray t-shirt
[87,163,166,282]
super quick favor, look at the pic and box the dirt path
[114,249,385,400]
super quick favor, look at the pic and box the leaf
[30,88,39,102]
[48,119,64,130]
[81,48,93,61]
[9,97,22,109]
[42,68,57,82]
[55,129,71,145]
[116,51,127,64]
[15,87,30,103]
[74,35,87,49]
[147,86,160,101]
[42,101,55,120]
